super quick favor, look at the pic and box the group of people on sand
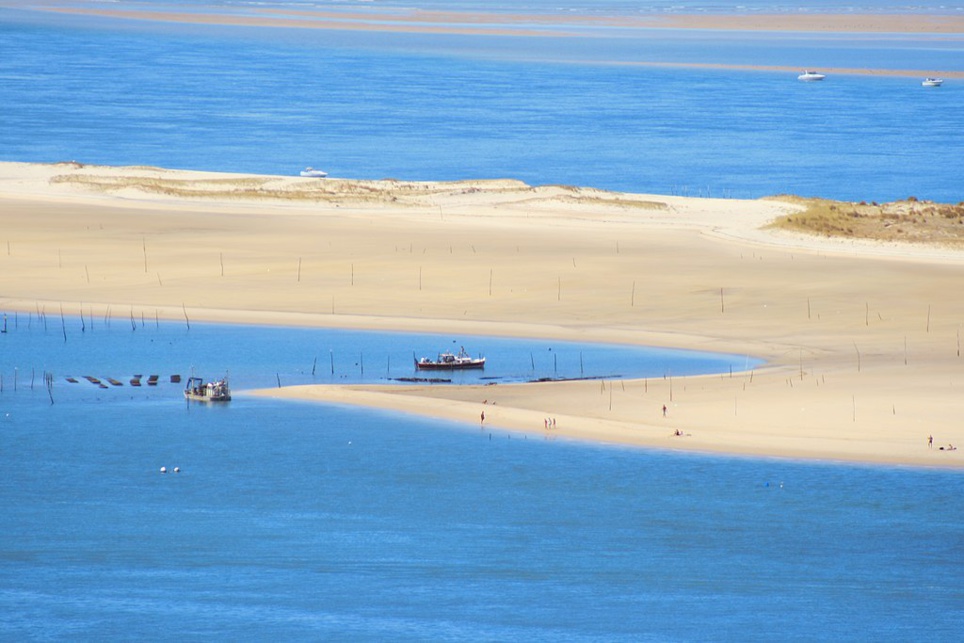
[928,435,956,451]
[478,401,558,433]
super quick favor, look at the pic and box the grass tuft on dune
[767,196,964,246]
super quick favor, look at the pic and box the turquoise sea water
[2,2,964,639]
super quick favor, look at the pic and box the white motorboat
[798,70,826,81]
[922,77,944,87]
[300,167,328,178]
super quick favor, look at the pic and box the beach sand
[1,161,962,468]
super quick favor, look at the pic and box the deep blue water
[1,320,962,639]
[1,2,963,201]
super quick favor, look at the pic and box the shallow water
[0,316,758,391]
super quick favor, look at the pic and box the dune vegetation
[768,196,964,246]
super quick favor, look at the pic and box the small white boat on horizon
[300,167,328,178]
[922,77,944,87]
[798,70,826,81]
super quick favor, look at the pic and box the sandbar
[6,2,963,79]
[14,2,964,35]
[1,161,962,469]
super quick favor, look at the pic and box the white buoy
[160,466,167,474]
[173,467,180,473]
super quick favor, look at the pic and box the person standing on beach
[928,434,933,448]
